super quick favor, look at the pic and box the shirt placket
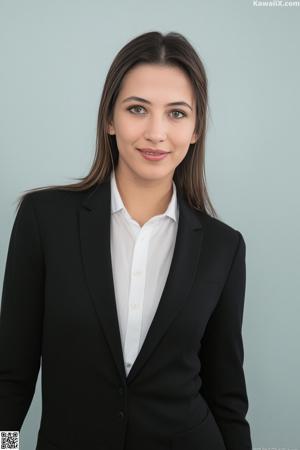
[123,224,152,375]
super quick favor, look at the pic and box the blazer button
[119,387,124,395]
[118,410,125,419]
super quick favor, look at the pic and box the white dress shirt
[110,169,179,376]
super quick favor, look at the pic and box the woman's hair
[16,31,218,218]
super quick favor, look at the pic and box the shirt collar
[110,169,178,223]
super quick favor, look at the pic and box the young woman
[0,31,252,450]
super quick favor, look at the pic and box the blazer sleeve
[199,230,252,450]
[0,194,44,431]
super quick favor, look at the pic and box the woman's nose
[143,116,167,142]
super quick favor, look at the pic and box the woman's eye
[170,110,186,119]
[127,105,186,119]
[128,105,146,114]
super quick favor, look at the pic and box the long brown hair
[15,31,218,218]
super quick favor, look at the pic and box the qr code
[1,431,19,449]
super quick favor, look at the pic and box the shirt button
[131,303,139,310]
[126,362,131,368]
[133,270,142,276]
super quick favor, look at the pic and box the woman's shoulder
[16,184,98,222]
[197,209,244,249]
[21,184,96,207]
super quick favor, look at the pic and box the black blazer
[0,177,252,450]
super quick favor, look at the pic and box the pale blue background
[1,1,300,449]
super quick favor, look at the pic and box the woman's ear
[107,121,116,135]
[190,131,199,144]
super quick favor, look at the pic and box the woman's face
[108,63,198,183]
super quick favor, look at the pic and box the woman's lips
[137,148,170,154]
[137,148,169,161]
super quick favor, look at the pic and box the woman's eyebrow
[121,96,193,111]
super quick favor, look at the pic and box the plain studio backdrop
[0,1,299,449]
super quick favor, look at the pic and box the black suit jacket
[0,177,252,450]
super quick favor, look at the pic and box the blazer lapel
[79,177,204,385]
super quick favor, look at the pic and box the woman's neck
[114,165,173,226]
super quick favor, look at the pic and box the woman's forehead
[118,64,195,105]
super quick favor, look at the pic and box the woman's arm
[199,231,252,450]
[0,194,44,431]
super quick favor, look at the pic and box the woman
[0,31,252,450]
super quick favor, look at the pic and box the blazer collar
[79,176,204,384]
[82,175,202,229]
